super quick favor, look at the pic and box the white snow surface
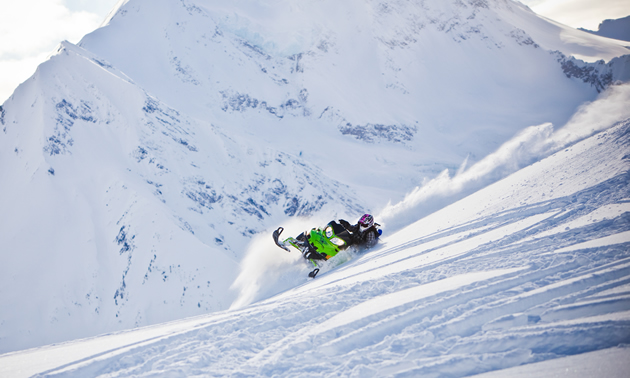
[0,115,629,376]
[469,345,630,378]
[1,0,630,370]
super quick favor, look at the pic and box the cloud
[520,0,630,30]
[0,0,102,103]
[0,53,50,100]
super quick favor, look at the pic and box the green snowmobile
[272,214,381,278]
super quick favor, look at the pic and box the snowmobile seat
[328,221,353,245]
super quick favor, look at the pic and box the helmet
[358,214,374,229]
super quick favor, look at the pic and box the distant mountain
[1,0,629,354]
[579,15,630,42]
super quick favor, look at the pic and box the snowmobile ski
[272,227,290,252]
[308,268,320,278]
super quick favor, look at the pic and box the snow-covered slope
[0,39,362,353]
[1,0,629,354]
[1,107,628,378]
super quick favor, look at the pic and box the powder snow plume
[379,84,630,232]
[229,216,330,309]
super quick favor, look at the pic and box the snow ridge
[578,15,630,42]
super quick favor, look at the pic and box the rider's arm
[339,219,358,233]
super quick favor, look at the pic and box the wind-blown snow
[379,83,630,231]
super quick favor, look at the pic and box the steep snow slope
[1,106,628,378]
[0,40,362,353]
[1,0,629,354]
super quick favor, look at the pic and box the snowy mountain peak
[579,15,630,42]
[1,0,629,355]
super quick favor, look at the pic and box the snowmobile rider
[291,214,381,261]
[271,214,383,278]
[339,213,380,248]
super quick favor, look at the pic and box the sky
[0,0,119,104]
[0,0,629,105]
[520,0,630,30]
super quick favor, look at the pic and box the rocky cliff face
[554,51,630,92]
